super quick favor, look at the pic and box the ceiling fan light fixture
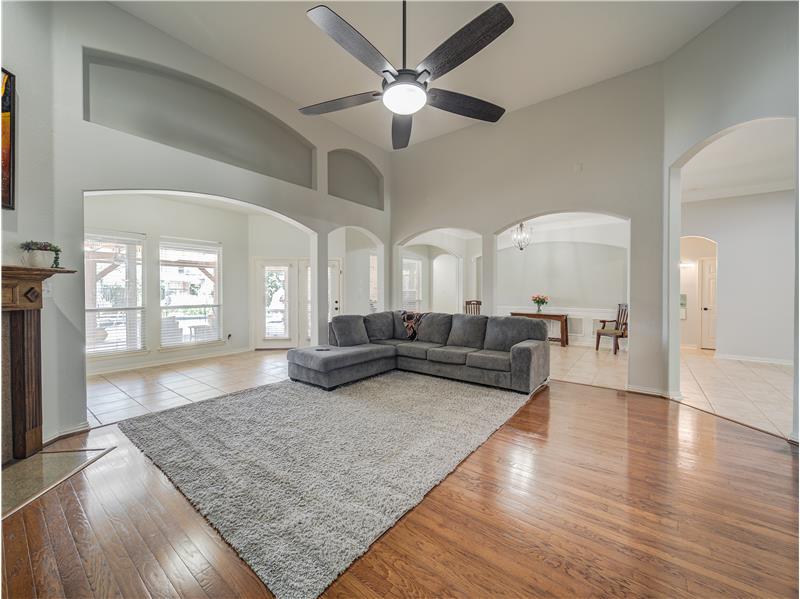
[382,81,427,115]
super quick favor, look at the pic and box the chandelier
[511,222,531,251]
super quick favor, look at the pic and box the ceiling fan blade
[427,88,505,122]
[299,91,381,115]
[416,3,513,82]
[307,5,397,78]
[392,114,412,149]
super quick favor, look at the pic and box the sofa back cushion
[364,311,394,341]
[446,314,488,348]
[393,311,407,339]
[416,313,452,345]
[330,315,370,347]
[484,316,548,352]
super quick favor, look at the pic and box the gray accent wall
[328,149,383,210]
[84,49,314,189]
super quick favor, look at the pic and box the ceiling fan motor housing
[381,70,428,115]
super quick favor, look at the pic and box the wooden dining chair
[465,300,482,315]
[595,303,628,355]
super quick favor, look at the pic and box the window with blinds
[159,240,222,347]
[401,257,422,312]
[84,233,146,355]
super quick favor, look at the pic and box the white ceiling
[116,1,734,151]
[681,119,797,202]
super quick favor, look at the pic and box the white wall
[391,65,665,394]
[431,253,460,314]
[496,243,627,310]
[1,1,392,441]
[679,236,717,348]
[84,194,251,373]
[249,213,310,259]
[682,191,795,362]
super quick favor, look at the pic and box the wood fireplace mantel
[2,265,76,459]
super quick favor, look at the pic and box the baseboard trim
[87,347,255,376]
[714,353,793,366]
[625,385,668,399]
[44,420,91,446]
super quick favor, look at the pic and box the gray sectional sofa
[287,311,550,394]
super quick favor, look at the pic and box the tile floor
[88,344,794,439]
[679,347,794,438]
[86,350,289,427]
[551,343,795,438]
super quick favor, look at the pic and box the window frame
[84,229,147,357]
[158,237,224,349]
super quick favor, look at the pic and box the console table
[510,311,569,347]
[2,265,76,460]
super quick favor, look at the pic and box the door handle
[703,307,709,311]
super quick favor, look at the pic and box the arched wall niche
[327,149,384,211]
[84,48,316,189]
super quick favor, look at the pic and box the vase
[23,250,55,268]
[536,305,543,313]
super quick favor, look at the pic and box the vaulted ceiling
[117,1,734,151]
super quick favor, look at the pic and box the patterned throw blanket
[400,310,426,340]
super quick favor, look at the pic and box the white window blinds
[159,240,222,347]
[84,233,146,355]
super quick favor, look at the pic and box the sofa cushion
[466,349,511,372]
[446,314,488,348]
[287,344,395,372]
[393,311,408,339]
[427,345,479,365]
[371,338,408,347]
[484,316,548,352]
[416,313,452,345]
[364,311,394,340]
[330,315,369,347]
[396,341,442,360]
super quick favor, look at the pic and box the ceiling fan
[299,2,514,149]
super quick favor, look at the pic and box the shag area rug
[119,370,530,599]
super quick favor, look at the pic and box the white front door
[255,260,297,348]
[700,257,717,349]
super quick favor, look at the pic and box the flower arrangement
[531,294,549,313]
[20,240,62,268]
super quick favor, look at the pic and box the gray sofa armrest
[328,322,339,346]
[510,339,550,394]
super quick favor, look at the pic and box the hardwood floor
[3,381,797,598]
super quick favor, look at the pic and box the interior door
[700,257,717,349]
[255,260,297,348]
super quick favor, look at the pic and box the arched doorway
[397,228,482,313]
[669,118,797,438]
[496,211,631,391]
[82,190,315,426]
[327,226,384,318]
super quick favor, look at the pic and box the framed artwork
[2,68,15,210]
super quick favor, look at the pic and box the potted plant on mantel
[19,241,62,269]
